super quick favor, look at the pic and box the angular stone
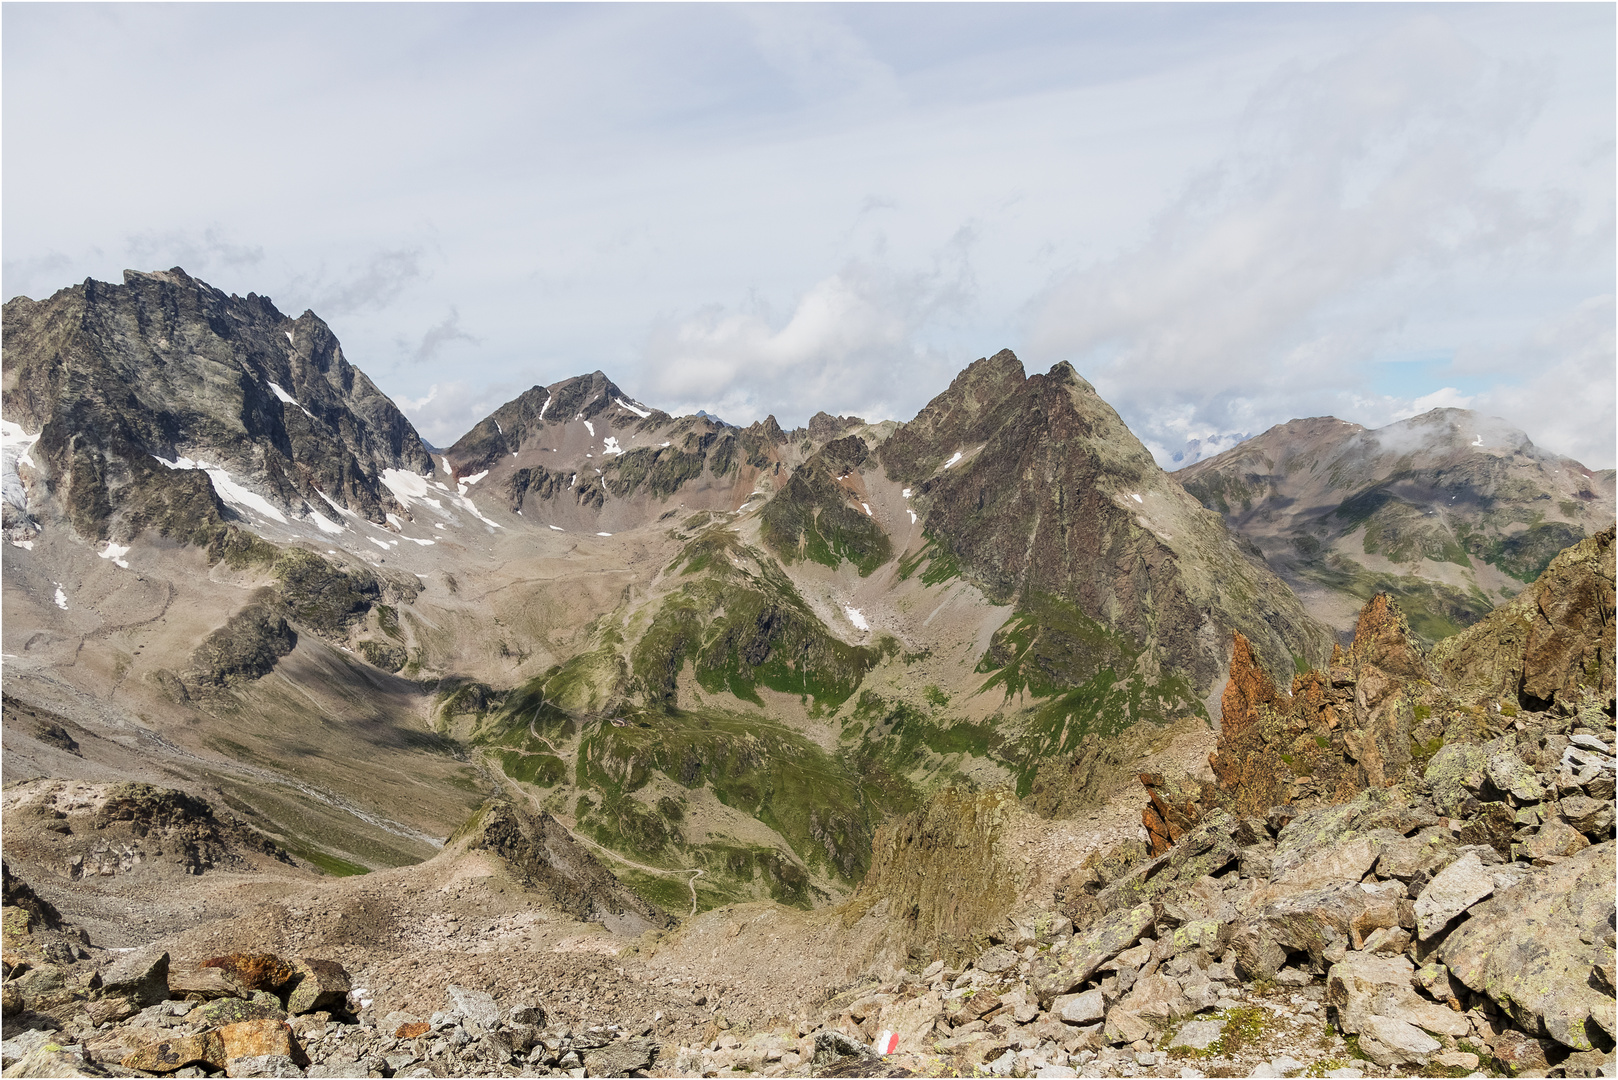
[285,958,349,1016]
[1272,836,1382,891]
[1102,1007,1151,1046]
[169,966,249,1000]
[1031,902,1156,1006]
[1325,952,1467,1039]
[1425,744,1489,818]
[1559,795,1616,837]
[1486,749,1544,803]
[201,955,296,994]
[975,946,1019,974]
[444,983,500,1029]
[224,1053,304,1078]
[1519,818,1591,861]
[1169,1019,1223,1051]
[1414,852,1495,941]
[1489,1030,1552,1075]
[582,1037,658,1077]
[3,1043,94,1078]
[1118,974,1188,1024]
[102,949,170,1008]
[122,1031,225,1073]
[218,1020,298,1063]
[192,995,288,1027]
[1054,989,1104,1026]
[1439,841,1617,1050]
[1229,923,1287,980]
[1355,1014,1439,1068]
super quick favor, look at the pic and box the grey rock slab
[444,985,500,1031]
[1487,749,1544,802]
[101,950,171,1008]
[1414,852,1495,940]
[975,946,1019,974]
[224,1054,306,1078]
[1356,1014,1440,1067]
[1439,840,1617,1051]
[1055,989,1105,1026]
[1168,1019,1223,1051]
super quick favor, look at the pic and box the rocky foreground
[2,536,1613,1078]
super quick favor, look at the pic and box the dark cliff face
[1,268,434,544]
[882,350,1330,701]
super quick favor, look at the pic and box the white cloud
[395,381,517,449]
[639,243,974,426]
[1392,386,1475,420]
[1027,16,1610,466]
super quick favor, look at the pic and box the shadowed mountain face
[1177,410,1617,645]
[3,268,1333,921]
[1,268,434,553]
[881,351,1331,704]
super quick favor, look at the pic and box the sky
[4,3,1614,469]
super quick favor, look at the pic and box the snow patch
[861,502,872,516]
[1129,493,1143,504]
[10,539,33,550]
[1471,434,1484,447]
[596,532,612,537]
[602,437,623,456]
[382,468,501,529]
[538,395,552,420]
[438,456,452,475]
[434,523,446,530]
[613,396,651,418]
[583,420,595,437]
[315,489,356,519]
[908,510,917,524]
[2,419,41,514]
[367,537,391,551]
[285,332,294,345]
[386,513,405,530]
[660,441,670,448]
[901,488,912,499]
[53,584,68,610]
[267,382,315,419]
[405,536,435,546]
[549,525,564,531]
[842,605,869,632]
[457,470,488,495]
[308,509,345,535]
[155,456,288,523]
[99,542,131,568]
[943,451,963,469]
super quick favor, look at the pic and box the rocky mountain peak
[2,267,433,551]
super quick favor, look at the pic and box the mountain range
[1,268,1613,1079]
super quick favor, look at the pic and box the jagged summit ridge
[1,267,434,547]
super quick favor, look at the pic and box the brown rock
[218,1019,302,1065]
[202,953,295,994]
[122,1031,225,1073]
[396,1021,430,1039]
[1490,1029,1553,1075]
[1519,818,1591,862]
[170,965,249,1000]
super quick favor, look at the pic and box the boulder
[1413,852,1495,941]
[1425,744,1489,818]
[1355,1014,1440,1068]
[101,949,170,1008]
[285,958,349,1016]
[1031,902,1156,1006]
[122,1031,226,1073]
[1117,974,1188,1024]
[1325,952,1469,1042]
[224,1054,304,1078]
[201,954,296,994]
[1169,1019,1223,1052]
[974,946,1019,974]
[169,965,249,1000]
[1101,1007,1152,1046]
[1519,818,1591,861]
[1559,795,1616,837]
[1486,749,1544,803]
[445,984,501,1029]
[582,1037,658,1077]
[191,994,288,1027]
[1439,841,1617,1050]
[1374,830,1459,888]
[1271,835,1382,891]
[1054,990,1104,1026]
[1489,1029,1554,1075]
[218,1020,300,1064]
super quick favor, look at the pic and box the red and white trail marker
[873,1031,899,1055]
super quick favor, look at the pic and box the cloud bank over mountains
[4,5,1611,466]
